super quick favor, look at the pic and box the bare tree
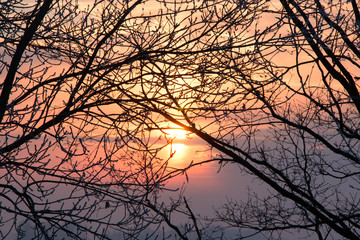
[140,0,360,239]
[2,0,360,239]
[0,0,266,239]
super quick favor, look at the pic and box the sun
[163,128,188,139]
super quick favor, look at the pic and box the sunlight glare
[170,143,186,154]
[164,128,188,139]
[168,143,187,167]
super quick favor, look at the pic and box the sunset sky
[1,0,360,239]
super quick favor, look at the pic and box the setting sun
[164,128,188,139]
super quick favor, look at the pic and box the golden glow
[163,128,188,139]
[170,143,186,154]
[167,143,187,167]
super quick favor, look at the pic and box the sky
[3,0,357,239]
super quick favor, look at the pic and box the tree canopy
[1,0,360,239]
